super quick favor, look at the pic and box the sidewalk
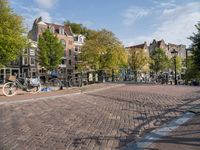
[149,114,200,150]
[0,83,124,102]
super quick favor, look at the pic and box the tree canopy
[189,22,200,71]
[64,21,90,38]
[38,29,64,71]
[169,56,182,73]
[128,48,150,71]
[79,29,127,72]
[0,0,27,67]
[150,48,169,74]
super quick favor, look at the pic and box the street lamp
[171,49,178,85]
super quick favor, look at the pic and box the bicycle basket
[30,78,40,86]
[7,75,16,81]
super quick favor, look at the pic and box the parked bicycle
[2,76,41,97]
[46,76,88,91]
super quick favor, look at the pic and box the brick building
[73,34,85,71]
[126,41,149,54]
[28,17,76,78]
[149,39,186,59]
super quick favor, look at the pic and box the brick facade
[28,17,76,78]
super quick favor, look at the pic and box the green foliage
[64,21,89,37]
[184,56,200,81]
[38,29,64,71]
[189,22,200,71]
[79,29,127,72]
[184,22,200,82]
[169,56,182,73]
[0,0,27,67]
[128,48,150,81]
[128,48,150,72]
[150,48,169,74]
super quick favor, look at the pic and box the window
[69,60,71,65]
[61,59,65,65]
[23,57,28,65]
[74,36,78,41]
[75,46,79,51]
[59,27,64,35]
[23,49,28,55]
[61,39,66,47]
[30,57,35,65]
[75,55,78,61]
[30,48,35,56]
[79,37,82,43]
[69,49,72,56]
[31,68,36,77]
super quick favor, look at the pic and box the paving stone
[0,84,200,149]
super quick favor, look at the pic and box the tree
[128,48,150,81]
[64,21,91,38]
[0,0,27,67]
[150,48,169,74]
[79,29,127,72]
[38,29,64,71]
[189,22,200,71]
[169,56,182,73]
[184,56,200,82]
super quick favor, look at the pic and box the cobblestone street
[0,84,200,150]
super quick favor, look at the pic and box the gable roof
[126,42,147,49]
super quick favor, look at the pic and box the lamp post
[171,49,178,85]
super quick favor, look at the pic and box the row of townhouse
[125,39,187,74]
[0,17,85,83]
[126,39,187,59]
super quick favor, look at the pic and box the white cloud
[35,0,58,9]
[122,6,150,26]
[19,6,52,30]
[38,11,52,22]
[152,0,176,8]
[123,2,200,47]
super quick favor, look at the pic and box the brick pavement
[149,114,200,150]
[0,83,122,102]
[0,84,200,150]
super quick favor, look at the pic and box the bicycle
[46,76,89,91]
[47,78,66,91]
[2,76,41,97]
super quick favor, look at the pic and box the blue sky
[10,0,200,47]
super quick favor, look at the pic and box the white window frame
[23,57,28,65]
[30,57,35,66]
[59,27,64,35]
[29,48,35,56]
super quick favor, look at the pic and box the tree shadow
[81,92,200,149]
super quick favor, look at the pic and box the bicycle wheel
[2,82,17,96]
[69,77,81,87]
[48,78,62,91]
[28,82,42,94]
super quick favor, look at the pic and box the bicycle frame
[13,78,34,91]
[14,79,26,90]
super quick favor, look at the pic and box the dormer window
[79,37,82,43]
[59,27,65,35]
[74,36,78,41]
